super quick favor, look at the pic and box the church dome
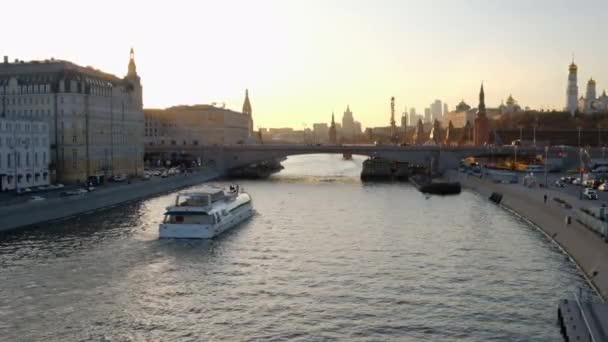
[588,78,596,85]
[569,62,577,72]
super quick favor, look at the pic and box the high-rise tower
[566,60,578,114]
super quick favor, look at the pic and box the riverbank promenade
[452,171,608,300]
[0,170,219,232]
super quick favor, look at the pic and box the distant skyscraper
[431,100,443,122]
[443,103,448,116]
[424,108,431,123]
[566,60,578,114]
[341,105,354,136]
[409,108,416,126]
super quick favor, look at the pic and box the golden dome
[569,62,577,72]
[588,77,596,85]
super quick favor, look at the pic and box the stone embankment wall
[454,172,608,300]
[0,171,219,232]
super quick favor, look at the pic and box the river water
[0,154,594,341]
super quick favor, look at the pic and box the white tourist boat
[159,185,254,239]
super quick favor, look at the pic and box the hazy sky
[3,0,608,129]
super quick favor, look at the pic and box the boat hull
[159,205,254,239]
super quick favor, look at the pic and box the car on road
[598,183,608,192]
[61,189,88,197]
[560,176,575,184]
[573,177,582,186]
[554,180,565,188]
[583,188,599,200]
[28,196,46,202]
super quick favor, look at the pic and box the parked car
[16,188,32,195]
[554,180,565,188]
[583,188,599,200]
[141,174,151,181]
[598,183,608,191]
[573,178,582,186]
[111,174,127,182]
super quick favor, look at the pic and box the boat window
[175,215,184,223]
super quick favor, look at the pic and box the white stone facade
[0,118,50,191]
[0,52,144,183]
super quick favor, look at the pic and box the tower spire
[127,47,137,77]
[242,89,252,115]
[478,82,486,114]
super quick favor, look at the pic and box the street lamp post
[579,147,584,199]
[544,146,549,187]
[578,127,582,147]
[519,127,523,142]
[514,145,518,170]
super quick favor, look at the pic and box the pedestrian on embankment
[544,194,547,204]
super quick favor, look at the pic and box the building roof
[0,58,123,85]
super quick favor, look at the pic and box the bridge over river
[145,144,601,172]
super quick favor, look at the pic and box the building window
[72,149,77,169]
[43,152,46,165]
[171,140,176,145]
[193,140,199,145]
[34,152,38,166]
[7,154,12,168]
[26,152,30,167]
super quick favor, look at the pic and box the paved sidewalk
[0,170,219,232]
[452,171,608,300]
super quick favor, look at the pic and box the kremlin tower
[329,112,337,144]
[473,83,490,146]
